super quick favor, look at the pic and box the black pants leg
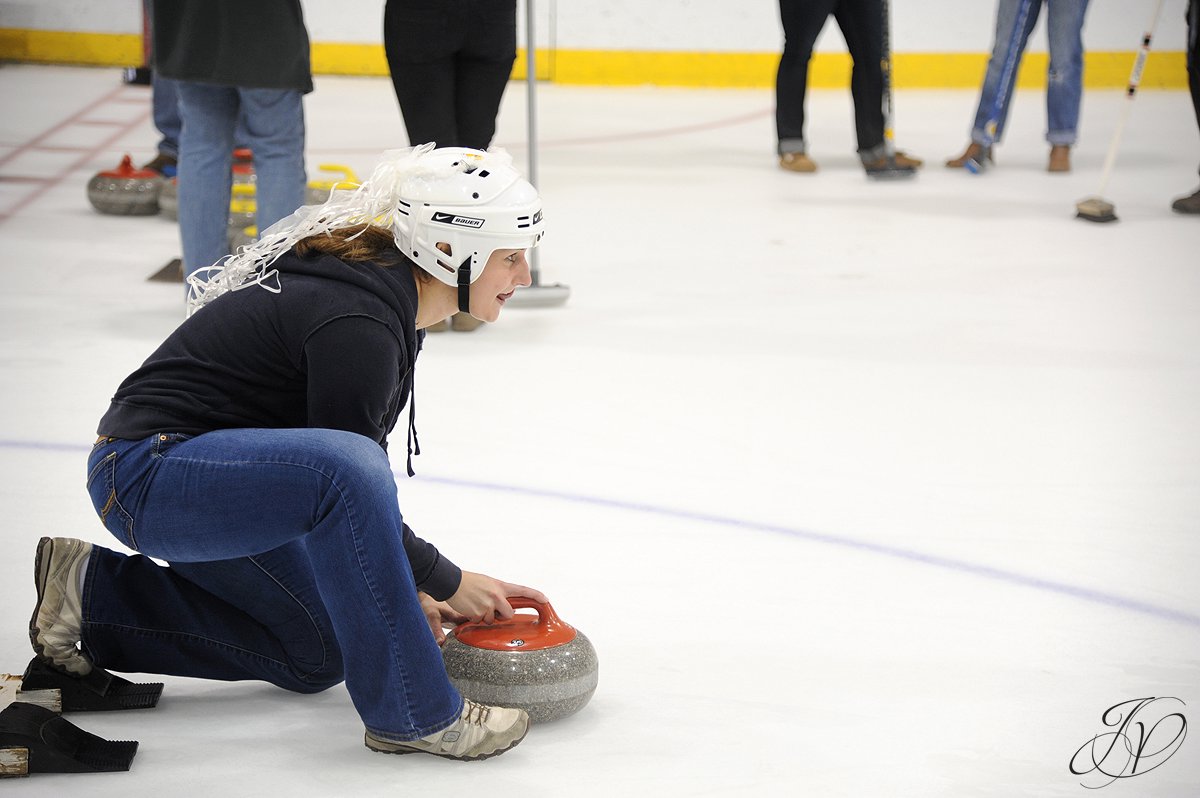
[454,0,516,150]
[384,0,460,147]
[1188,0,1200,174]
[776,0,838,154]
[383,0,515,150]
[833,0,885,155]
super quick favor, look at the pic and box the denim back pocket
[86,449,137,550]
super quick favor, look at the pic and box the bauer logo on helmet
[431,211,485,229]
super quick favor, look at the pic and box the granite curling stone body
[86,155,162,215]
[442,599,598,723]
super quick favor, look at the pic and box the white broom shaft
[1095,0,1164,197]
[525,0,541,282]
[881,0,894,155]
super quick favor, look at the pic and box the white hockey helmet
[391,147,544,312]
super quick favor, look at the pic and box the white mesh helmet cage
[391,148,544,311]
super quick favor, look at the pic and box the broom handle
[525,0,542,285]
[1095,0,1164,197]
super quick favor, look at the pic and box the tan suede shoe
[779,152,818,173]
[1048,145,1071,173]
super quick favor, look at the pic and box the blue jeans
[151,75,181,161]
[152,76,250,164]
[176,83,307,281]
[83,429,463,742]
[970,0,1090,147]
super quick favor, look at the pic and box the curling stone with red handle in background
[86,155,162,215]
[441,599,598,723]
[158,176,178,219]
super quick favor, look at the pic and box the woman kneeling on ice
[28,144,546,761]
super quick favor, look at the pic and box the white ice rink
[0,63,1198,796]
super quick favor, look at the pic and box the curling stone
[228,223,257,254]
[231,155,255,192]
[306,163,360,205]
[442,599,597,723]
[228,183,256,231]
[86,155,162,215]
[158,152,251,222]
[158,176,178,219]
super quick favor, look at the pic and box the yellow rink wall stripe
[0,29,1188,89]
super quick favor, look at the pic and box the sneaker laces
[462,699,491,727]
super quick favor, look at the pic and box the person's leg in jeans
[150,75,180,164]
[83,428,462,740]
[142,0,176,173]
[834,0,885,159]
[176,82,237,282]
[776,0,838,161]
[83,538,345,693]
[971,0,1043,144]
[454,0,517,150]
[1044,0,1088,171]
[238,88,306,234]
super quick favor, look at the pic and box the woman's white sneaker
[364,699,529,761]
[28,537,94,676]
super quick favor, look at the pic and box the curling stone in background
[86,155,162,215]
[442,599,598,723]
[228,183,256,233]
[231,149,255,191]
[158,149,250,222]
[158,176,178,219]
[306,163,360,205]
[228,223,257,254]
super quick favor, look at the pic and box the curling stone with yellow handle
[307,163,361,205]
[441,599,598,723]
[86,155,162,215]
[228,223,257,254]
[228,183,257,231]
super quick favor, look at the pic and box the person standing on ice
[382,0,519,333]
[775,0,924,176]
[27,145,546,762]
[152,0,311,284]
[945,0,1091,173]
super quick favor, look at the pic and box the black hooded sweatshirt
[97,250,461,600]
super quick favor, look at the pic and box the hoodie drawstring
[406,384,420,477]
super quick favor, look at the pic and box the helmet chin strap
[457,255,472,314]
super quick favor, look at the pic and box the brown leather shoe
[1170,187,1200,214]
[891,151,923,169]
[779,152,817,173]
[1048,145,1071,173]
[946,142,992,169]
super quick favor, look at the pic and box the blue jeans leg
[83,430,463,741]
[151,74,180,160]
[83,540,345,694]
[176,82,237,281]
[237,88,307,234]
[1045,0,1089,145]
[971,0,1043,145]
